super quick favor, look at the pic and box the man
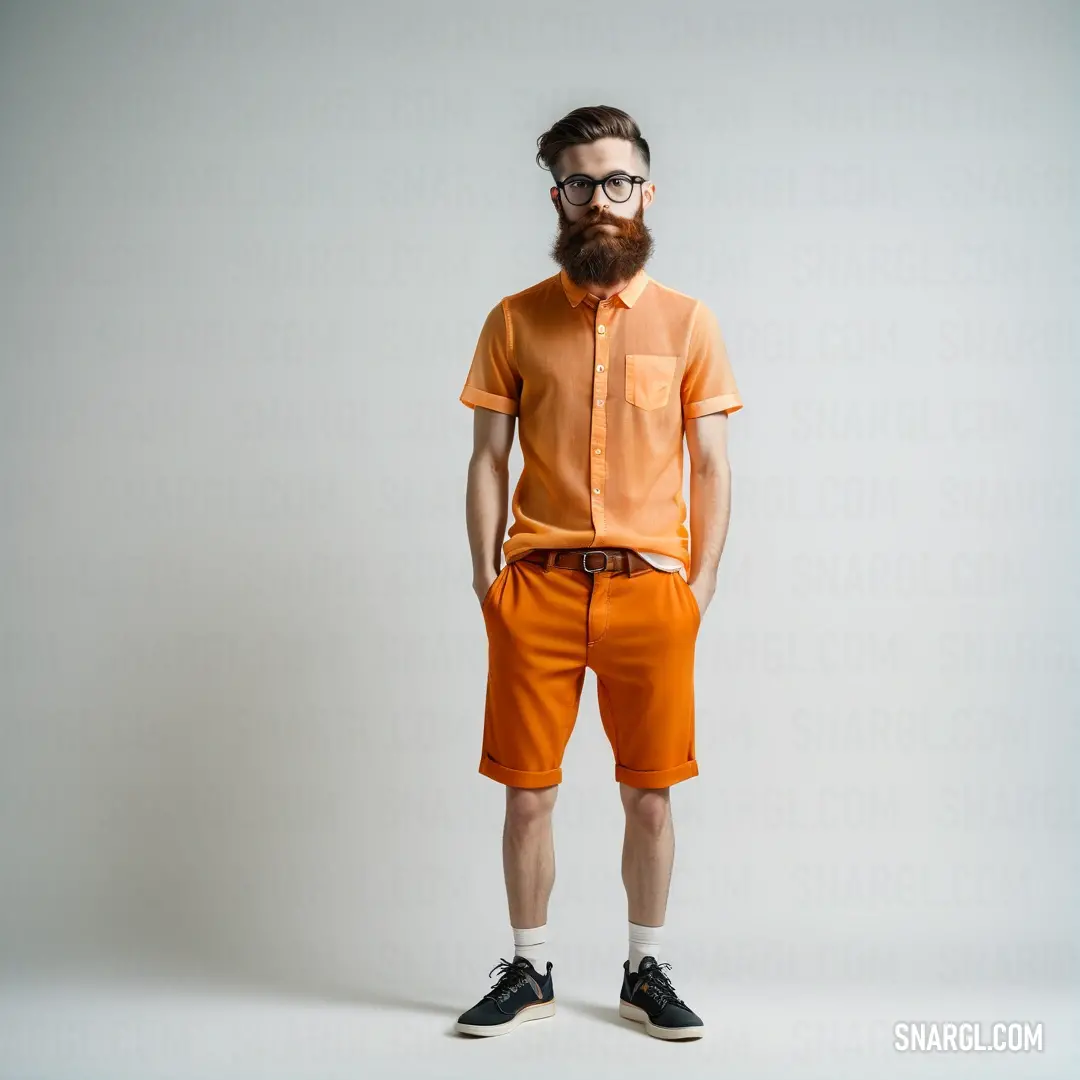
[454,105,743,1040]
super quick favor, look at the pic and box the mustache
[564,215,632,245]
[575,212,620,231]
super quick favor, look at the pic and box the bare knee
[505,784,558,832]
[620,784,671,834]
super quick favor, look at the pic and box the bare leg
[620,783,674,925]
[503,784,559,928]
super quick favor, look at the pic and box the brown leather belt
[514,547,654,575]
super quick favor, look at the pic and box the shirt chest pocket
[625,354,679,411]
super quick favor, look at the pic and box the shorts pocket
[625,354,678,410]
[480,564,508,611]
[676,572,700,624]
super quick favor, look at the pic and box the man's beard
[550,202,654,289]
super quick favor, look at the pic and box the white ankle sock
[512,924,548,971]
[629,920,663,973]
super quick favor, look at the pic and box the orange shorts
[478,552,701,789]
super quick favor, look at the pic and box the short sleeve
[459,300,521,416]
[681,301,743,419]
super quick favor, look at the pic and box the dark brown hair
[536,105,650,181]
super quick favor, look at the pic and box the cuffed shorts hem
[479,755,563,788]
[615,759,699,788]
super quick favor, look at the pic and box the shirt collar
[559,266,650,310]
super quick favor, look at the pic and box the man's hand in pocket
[474,569,499,607]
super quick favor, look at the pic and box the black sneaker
[619,955,704,1039]
[454,956,555,1036]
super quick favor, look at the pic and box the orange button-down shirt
[460,267,743,573]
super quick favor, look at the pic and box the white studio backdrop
[0,2,1076,1078]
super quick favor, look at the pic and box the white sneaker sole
[619,999,705,1039]
[455,998,556,1036]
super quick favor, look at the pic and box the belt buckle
[582,549,609,573]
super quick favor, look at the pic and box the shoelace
[639,961,687,1010]
[484,958,530,1004]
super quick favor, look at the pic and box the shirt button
[594,448,602,454]
[594,487,600,494]
[596,364,603,371]
[597,325,606,335]
[596,398,604,406]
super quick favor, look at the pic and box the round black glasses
[554,172,647,206]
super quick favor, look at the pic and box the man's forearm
[687,462,731,586]
[466,456,510,585]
